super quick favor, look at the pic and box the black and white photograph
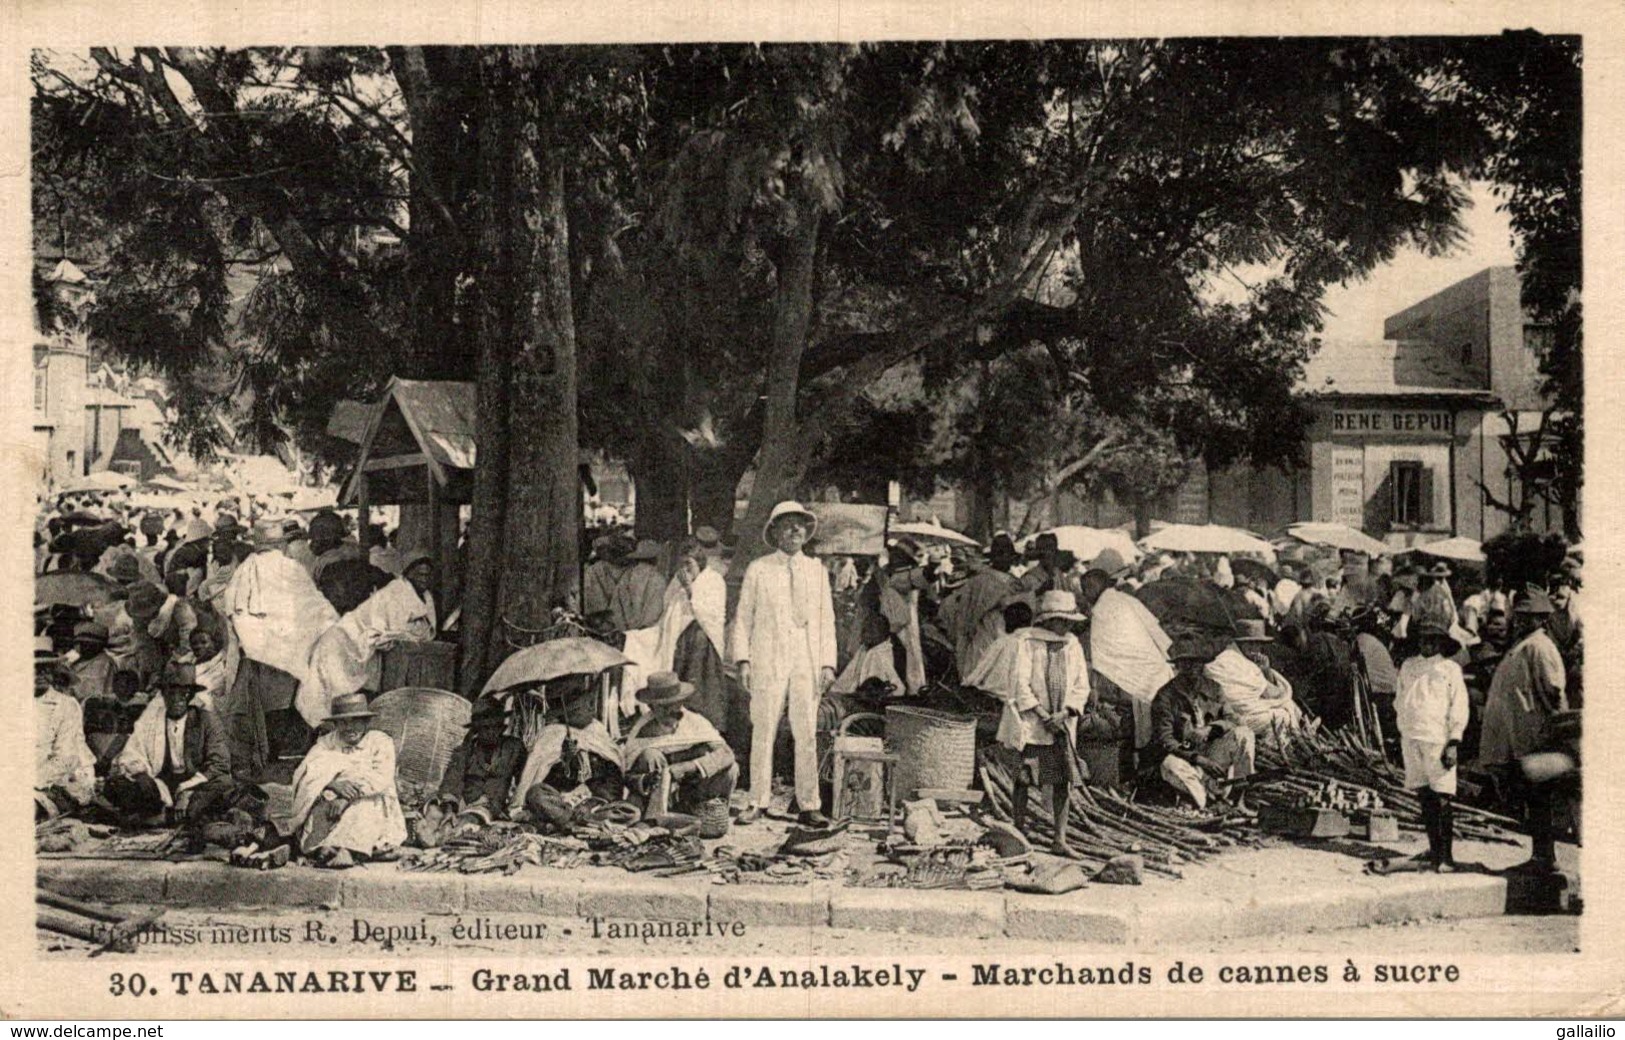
[9,5,1610,1021]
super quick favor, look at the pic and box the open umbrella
[481,636,631,695]
[1406,536,1485,564]
[1019,525,1143,566]
[1282,522,1389,558]
[1228,557,1280,589]
[35,571,119,611]
[1140,523,1275,558]
[890,520,979,547]
[1134,577,1238,635]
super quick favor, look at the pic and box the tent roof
[338,378,476,504]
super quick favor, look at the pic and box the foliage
[1483,529,1571,591]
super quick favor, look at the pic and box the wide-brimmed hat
[985,533,1019,563]
[325,692,376,722]
[693,525,721,548]
[73,621,109,645]
[247,518,288,549]
[1025,531,1059,561]
[1092,547,1130,578]
[636,671,694,707]
[139,512,165,538]
[161,661,206,693]
[1413,619,1463,654]
[1515,588,1556,615]
[1233,618,1272,642]
[400,548,434,573]
[1425,561,1452,578]
[1168,636,1214,663]
[108,554,141,584]
[762,501,818,543]
[34,636,62,663]
[125,581,168,622]
[628,539,662,562]
[1034,590,1085,623]
[183,518,214,543]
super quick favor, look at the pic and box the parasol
[1228,557,1280,588]
[1281,522,1389,558]
[1140,523,1275,558]
[1019,525,1143,566]
[1406,536,1485,564]
[142,475,195,493]
[890,520,979,547]
[481,636,631,695]
[1133,577,1238,635]
[35,571,120,611]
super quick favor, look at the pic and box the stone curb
[37,860,1508,943]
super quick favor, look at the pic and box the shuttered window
[1390,460,1435,527]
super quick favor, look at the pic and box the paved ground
[38,903,1578,958]
[38,830,1578,954]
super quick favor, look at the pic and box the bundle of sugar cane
[978,752,1187,878]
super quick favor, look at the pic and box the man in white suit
[730,501,837,826]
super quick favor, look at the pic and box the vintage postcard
[1,0,1620,1021]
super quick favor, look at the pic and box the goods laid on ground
[1250,726,1523,845]
[978,750,1261,880]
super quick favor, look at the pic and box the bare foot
[1051,840,1078,859]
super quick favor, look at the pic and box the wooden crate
[1259,805,1350,839]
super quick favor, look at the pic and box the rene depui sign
[1326,409,1456,438]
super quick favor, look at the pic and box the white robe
[508,720,622,817]
[965,628,1089,751]
[298,578,435,726]
[288,729,407,853]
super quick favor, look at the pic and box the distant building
[921,266,1565,546]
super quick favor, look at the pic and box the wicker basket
[696,797,731,840]
[884,705,976,798]
[368,687,472,797]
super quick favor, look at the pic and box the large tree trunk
[628,430,688,542]
[459,46,582,693]
[732,216,821,574]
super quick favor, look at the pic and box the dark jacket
[1146,671,1225,775]
[160,705,232,785]
[439,734,526,810]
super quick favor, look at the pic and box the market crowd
[36,488,1580,875]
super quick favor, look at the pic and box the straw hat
[108,554,142,585]
[125,582,168,622]
[1168,636,1213,663]
[73,621,109,645]
[161,661,206,693]
[1233,618,1272,642]
[1426,561,1452,579]
[636,671,694,707]
[324,692,377,722]
[628,539,662,562]
[1033,590,1085,623]
[34,636,62,664]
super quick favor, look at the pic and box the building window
[1390,460,1434,527]
[1524,323,1555,355]
[1460,341,1473,365]
[33,367,47,412]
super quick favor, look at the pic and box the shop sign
[1331,447,1365,529]
[1328,409,1455,438]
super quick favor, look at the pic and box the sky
[1315,180,1519,343]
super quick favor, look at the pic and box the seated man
[105,662,236,847]
[1204,619,1304,738]
[1147,638,1255,810]
[82,667,147,772]
[512,681,625,828]
[67,621,117,703]
[35,637,96,822]
[432,698,526,824]
[622,671,738,818]
[287,693,407,868]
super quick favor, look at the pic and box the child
[1394,619,1470,871]
[964,590,1090,856]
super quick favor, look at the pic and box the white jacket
[729,550,837,693]
[1395,654,1470,745]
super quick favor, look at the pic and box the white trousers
[1161,726,1256,809]
[749,638,821,811]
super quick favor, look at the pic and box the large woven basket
[368,687,472,800]
[884,705,976,798]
